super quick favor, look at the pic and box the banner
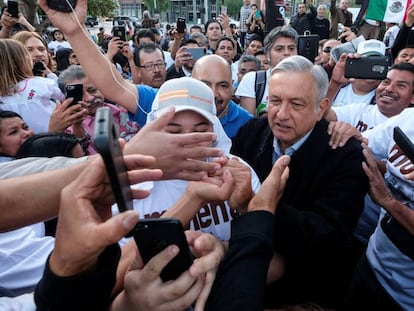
[365,0,412,23]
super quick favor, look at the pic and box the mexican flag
[366,0,412,23]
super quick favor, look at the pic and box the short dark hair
[217,36,235,49]
[390,62,414,89]
[136,28,156,43]
[133,42,165,66]
[204,18,223,33]
[264,26,298,54]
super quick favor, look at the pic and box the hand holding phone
[93,107,133,213]
[133,218,194,281]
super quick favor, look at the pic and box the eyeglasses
[138,61,166,71]
[323,46,332,53]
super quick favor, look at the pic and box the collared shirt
[272,129,312,163]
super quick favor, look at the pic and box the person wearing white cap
[115,77,261,243]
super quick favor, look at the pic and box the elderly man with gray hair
[231,55,368,309]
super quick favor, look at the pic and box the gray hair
[271,55,328,106]
[264,26,298,54]
[190,32,208,46]
[238,54,261,71]
[57,65,86,93]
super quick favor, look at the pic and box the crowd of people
[0,0,414,310]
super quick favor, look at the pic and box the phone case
[113,26,126,41]
[297,34,319,63]
[7,0,19,18]
[93,107,133,213]
[46,0,77,13]
[133,218,194,281]
[393,126,414,163]
[345,57,389,80]
[65,84,83,106]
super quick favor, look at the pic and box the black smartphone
[186,47,207,60]
[32,61,46,76]
[113,25,127,41]
[65,83,83,106]
[7,0,19,18]
[297,34,319,63]
[133,218,194,282]
[393,126,414,163]
[93,107,133,213]
[46,0,77,13]
[176,17,186,34]
[345,57,389,80]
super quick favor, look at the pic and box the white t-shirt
[333,103,389,132]
[0,77,65,133]
[362,108,414,309]
[47,40,71,53]
[235,69,270,108]
[0,223,54,296]
[332,83,376,107]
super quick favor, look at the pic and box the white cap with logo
[149,77,216,124]
[357,39,386,57]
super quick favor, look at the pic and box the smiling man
[231,55,368,309]
[325,62,414,131]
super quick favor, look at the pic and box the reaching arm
[38,0,139,115]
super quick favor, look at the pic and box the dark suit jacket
[231,118,368,308]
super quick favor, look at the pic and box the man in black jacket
[289,0,317,35]
[231,55,368,309]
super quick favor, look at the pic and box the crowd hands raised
[1,0,414,310]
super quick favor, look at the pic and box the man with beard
[166,39,199,80]
[57,65,140,155]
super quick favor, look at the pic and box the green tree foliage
[88,0,119,17]
[143,0,169,14]
[223,0,242,17]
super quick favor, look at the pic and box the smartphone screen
[65,84,83,106]
[133,218,194,281]
[93,107,133,213]
[221,6,227,15]
[7,0,19,18]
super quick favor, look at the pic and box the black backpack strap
[254,70,266,108]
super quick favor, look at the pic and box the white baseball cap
[357,39,386,57]
[149,77,216,124]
